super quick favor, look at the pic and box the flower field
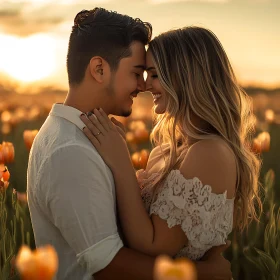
[0,88,280,280]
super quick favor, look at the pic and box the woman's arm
[80,109,236,258]
[80,110,187,257]
[112,158,187,256]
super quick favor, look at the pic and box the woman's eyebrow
[146,67,155,71]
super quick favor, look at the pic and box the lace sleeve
[150,169,234,259]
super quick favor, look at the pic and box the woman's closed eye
[151,74,158,79]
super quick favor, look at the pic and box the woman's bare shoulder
[179,138,237,198]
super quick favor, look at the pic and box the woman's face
[145,49,167,114]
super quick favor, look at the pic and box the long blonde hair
[149,26,262,231]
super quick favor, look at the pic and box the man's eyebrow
[134,65,146,70]
[146,67,155,71]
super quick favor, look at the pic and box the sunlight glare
[0,33,56,83]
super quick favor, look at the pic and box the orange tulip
[27,106,41,121]
[134,128,150,143]
[126,132,136,144]
[0,142,15,163]
[131,149,150,169]
[0,180,9,191]
[129,120,146,131]
[0,164,10,182]
[265,109,275,123]
[252,132,271,154]
[23,130,39,150]
[1,123,12,135]
[154,255,197,280]
[15,245,58,280]
[128,120,150,144]
[139,149,150,169]
[1,110,12,123]
[131,152,140,169]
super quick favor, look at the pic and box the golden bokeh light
[0,33,56,83]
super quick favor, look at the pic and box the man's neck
[64,86,109,114]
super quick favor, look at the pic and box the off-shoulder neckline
[137,168,235,201]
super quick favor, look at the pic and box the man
[27,7,232,280]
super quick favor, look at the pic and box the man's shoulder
[48,143,102,165]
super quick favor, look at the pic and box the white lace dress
[136,168,234,261]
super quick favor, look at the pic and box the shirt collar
[49,103,85,131]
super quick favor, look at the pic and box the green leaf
[244,247,268,274]
[255,248,276,275]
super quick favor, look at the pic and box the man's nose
[145,76,152,92]
[137,76,146,92]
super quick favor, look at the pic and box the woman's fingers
[80,113,104,139]
[99,108,115,129]
[82,126,101,148]
[92,108,112,131]
[111,117,125,133]
[115,126,126,140]
[85,112,106,135]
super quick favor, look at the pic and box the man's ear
[89,57,105,83]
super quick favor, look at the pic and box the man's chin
[121,109,132,118]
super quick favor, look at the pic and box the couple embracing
[27,7,261,280]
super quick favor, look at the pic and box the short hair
[67,8,152,86]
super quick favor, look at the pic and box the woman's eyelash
[151,74,158,78]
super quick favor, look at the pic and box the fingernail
[82,126,86,130]
[87,112,93,117]
[80,113,85,117]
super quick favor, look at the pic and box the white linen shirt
[27,103,123,280]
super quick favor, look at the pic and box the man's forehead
[120,41,146,67]
[133,64,146,70]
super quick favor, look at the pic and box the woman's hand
[80,108,131,172]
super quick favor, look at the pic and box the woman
[80,26,262,260]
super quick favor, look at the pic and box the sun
[0,33,56,83]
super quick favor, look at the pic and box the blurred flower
[132,152,140,169]
[252,132,271,154]
[27,106,41,121]
[265,109,275,123]
[131,149,150,169]
[0,164,10,181]
[1,123,12,135]
[1,110,12,123]
[139,149,150,169]
[126,131,136,144]
[10,107,28,126]
[128,120,150,144]
[15,245,58,280]
[0,164,10,191]
[23,130,39,150]
[129,120,146,131]
[134,128,149,143]
[16,191,28,204]
[0,142,15,163]
[154,255,197,280]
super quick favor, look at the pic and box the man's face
[106,41,146,117]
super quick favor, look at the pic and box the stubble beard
[107,74,132,118]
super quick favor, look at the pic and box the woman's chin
[154,105,166,115]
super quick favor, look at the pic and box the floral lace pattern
[136,169,234,260]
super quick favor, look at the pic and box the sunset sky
[0,0,279,92]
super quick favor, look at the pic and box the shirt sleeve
[37,144,123,274]
[150,169,234,260]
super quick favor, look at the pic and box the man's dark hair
[67,8,152,86]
